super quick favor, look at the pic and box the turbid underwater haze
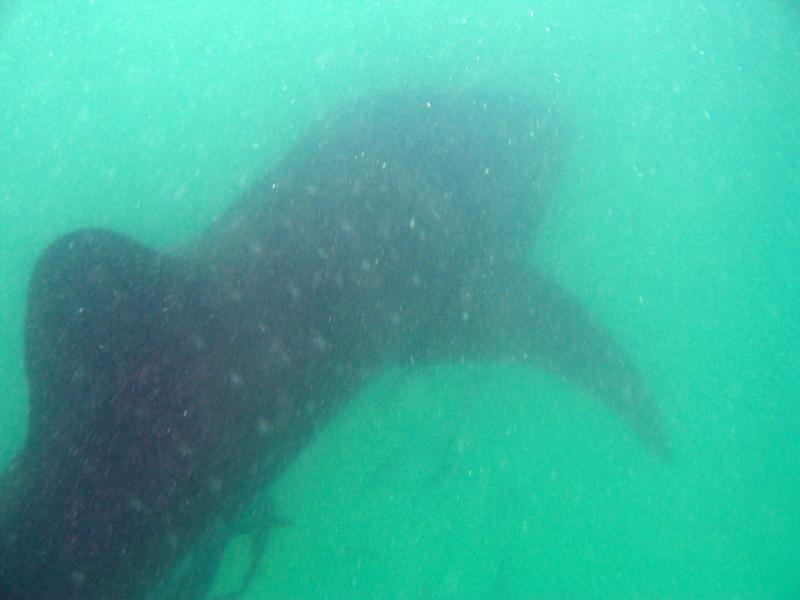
[0,1,798,597]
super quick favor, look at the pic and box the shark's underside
[0,89,669,599]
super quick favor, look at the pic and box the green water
[1,2,798,598]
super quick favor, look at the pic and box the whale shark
[0,88,669,599]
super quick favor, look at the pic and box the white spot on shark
[312,331,329,351]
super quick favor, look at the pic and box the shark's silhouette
[0,89,669,599]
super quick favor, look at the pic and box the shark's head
[311,87,567,242]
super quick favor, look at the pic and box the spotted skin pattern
[0,89,668,599]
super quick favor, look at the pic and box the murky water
[1,2,798,597]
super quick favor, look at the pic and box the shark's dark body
[0,89,668,599]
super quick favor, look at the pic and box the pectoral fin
[423,265,670,459]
